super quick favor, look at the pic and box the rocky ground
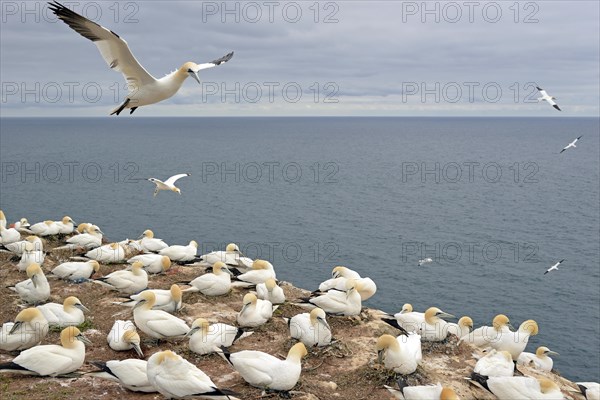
[0,237,587,400]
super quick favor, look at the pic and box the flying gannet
[544,259,565,275]
[560,136,583,154]
[536,86,561,111]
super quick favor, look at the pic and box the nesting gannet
[576,383,600,400]
[3,235,43,256]
[13,218,31,233]
[234,259,277,286]
[119,284,183,313]
[136,229,168,252]
[183,261,232,296]
[491,320,538,359]
[86,242,126,263]
[237,293,274,328]
[55,225,103,250]
[256,278,286,304]
[36,296,89,327]
[127,254,171,275]
[93,261,148,294]
[186,318,253,355]
[560,136,583,154]
[383,307,455,341]
[220,342,307,392]
[88,359,156,393]
[474,349,515,377]
[148,173,192,197]
[460,314,514,348]
[159,240,198,262]
[107,320,143,357]
[384,378,459,400]
[317,266,377,301]
[49,1,234,115]
[301,279,363,316]
[376,333,423,375]
[195,243,252,268]
[29,220,60,236]
[0,225,20,244]
[147,350,237,398]
[517,346,558,372]
[0,308,49,351]
[120,238,144,254]
[0,326,91,376]
[446,316,473,339]
[56,216,76,234]
[287,308,332,347]
[418,257,433,266]
[544,259,565,275]
[537,87,562,111]
[133,291,190,339]
[51,260,100,281]
[470,374,563,399]
[9,263,50,305]
[16,241,45,272]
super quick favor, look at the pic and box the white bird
[517,346,558,372]
[88,359,156,393]
[55,225,103,250]
[138,229,168,252]
[376,333,423,375]
[9,263,50,305]
[418,257,433,266]
[13,218,32,233]
[446,316,474,339]
[16,241,45,272]
[49,1,234,116]
[147,351,238,399]
[118,284,183,313]
[234,259,277,286]
[545,259,565,275]
[536,86,561,111]
[460,314,514,348]
[196,243,252,268]
[256,278,286,304]
[220,342,307,392]
[491,319,539,360]
[107,320,143,357]
[36,296,89,327]
[0,210,5,229]
[133,291,190,339]
[302,279,363,316]
[287,308,332,347]
[577,383,600,400]
[183,261,232,296]
[56,216,76,234]
[2,235,43,256]
[0,225,20,244]
[159,240,198,262]
[92,261,148,294]
[236,293,274,328]
[148,173,191,197]
[560,136,583,154]
[85,242,126,263]
[0,308,49,352]
[120,238,144,253]
[0,326,91,376]
[186,318,253,355]
[29,220,60,236]
[383,307,455,341]
[51,260,100,281]
[317,266,377,301]
[474,349,515,377]
[384,379,459,400]
[127,254,171,274]
[470,375,563,400]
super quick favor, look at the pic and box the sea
[1,116,598,381]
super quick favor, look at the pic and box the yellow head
[88,260,100,272]
[135,291,156,309]
[161,256,172,271]
[190,318,210,334]
[265,278,277,291]
[458,316,474,330]
[63,296,89,312]
[153,350,180,365]
[189,240,198,248]
[401,303,413,313]
[538,379,559,394]
[62,216,74,224]
[77,223,90,233]
[287,342,308,361]
[0,210,5,220]
[492,314,511,330]
[226,243,240,252]
[332,266,347,278]
[15,307,44,323]
[60,326,91,348]
[440,388,460,400]
[131,261,144,274]
[143,229,154,238]
[424,307,455,324]
[520,319,539,335]
[252,259,271,270]
[169,284,182,301]
[26,263,42,278]
[109,242,119,250]
[213,261,227,274]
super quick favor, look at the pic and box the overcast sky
[1,1,598,116]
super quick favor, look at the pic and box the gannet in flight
[148,173,191,197]
[560,136,582,154]
[48,1,234,115]
[544,259,565,275]
[536,86,561,111]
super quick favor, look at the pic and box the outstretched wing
[164,173,191,186]
[49,1,156,89]
[193,52,234,72]
[536,87,548,97]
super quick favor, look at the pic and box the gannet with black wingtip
[107,320,143,357]
[186,318,253,355]
[545,259,565,275]
[56,216,76,234]
[29,220,60,236]
[380,304,422,332]
[16,241,45,272]
[133,291,190,339]
[147,350,238,399]
[0,326,91,376]
[474,349,515,377]
[446,316,473,339]
[119,284,183,313]
[159,240,198,262]
[537,86,562,111]
[234,259,277,286]
[237,293,274,328]
[470,374,563,400]
[460,314,514,348]
[287,307,332,347]
[384,378,460,400]
[93,261,148,294]
[127,254,171,275]
[220,342,307,393]
[492,320,539,360]
[48,1,234,116]
[2,235,43,256]
[517,346,558,372]
[301,279,363,316]
[256,278,286,304]
[86,242,126,263]
[560,136,583,154]
[51,260,100,281]
[55,225,103,251]
[183,261,232,296]
[88,359,156,393]
[317,266,377,301]
[576,382,600,400]
[383,307,455,341]
[196,243,252,268]
[36,296,89,327]
[0,308,49,352]
[0,225,20,244]
[148,173,191,197]
[9,263,50,305]
[376,333,423,375]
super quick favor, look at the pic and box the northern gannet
[0,308,49,351]
[0,326,90,376]
[13,218,31,233]
[88,359,156,393]
[107,320,143,357]
[460,314,514,348]
[473,349,515,377]
[491,319,539,359]
[51,260,100,281]
[537,86,562,111]
[237,293,274,328]
[560,136,583,154]
[576,382,600,400]
[384,378,459,400]
[317,266,377,301]
[128,254,172,275]
[93,261,148,294]
[37,296,89,327]
[2,235,42,256]
[0,225,20,244]
[287,307,332,347]
[137,229,168,252]
[470,374,563,399]
[234,259,277,286]
[376,333,423,375]
[55,225,103,250]
[186,318,253,355]
[147,350,237,398]
[383,307,455,341]
[256,278,286,304]
[517,346,558,372]
[85,242,126,263]
[148,174,192,197]
[195,243,252,268]
[29,220,60,236]
[9,263,50,304]
[56,216,76,234]
[48,1,234,115]
[133,291,190,339]
[544,259,565,275]
[418,257,433,266]
[16,241,45,271]
[446,316,473,339]
[118,284,182,313]
[220,342,308,392]
[159,240,198,262]
[183,261,232,296]
[301,279,363,316]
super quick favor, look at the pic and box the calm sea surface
[1,117,598,381]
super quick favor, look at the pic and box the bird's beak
[507,322,515,330]
[240,303,250,315]
[77,334,93,345]
[439,312,455,320]
[188,70,201,84]
[223,267,234,276]
[31,275,38,288]
[133,299,146,309]
[317,317,330,331]
[137,234,144,239]
[8,321,23,335]
[97,229,104,235]
[184,327,200,338]
[133,344,144,358]
[76,304,90,312]
[547,350,560,356]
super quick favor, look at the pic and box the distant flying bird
[418,257,433,266]
[536,86,561,111]
[544,259,565,275]
[48,1,234,115]
[560,136,583,154]
[148,174,191,197]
